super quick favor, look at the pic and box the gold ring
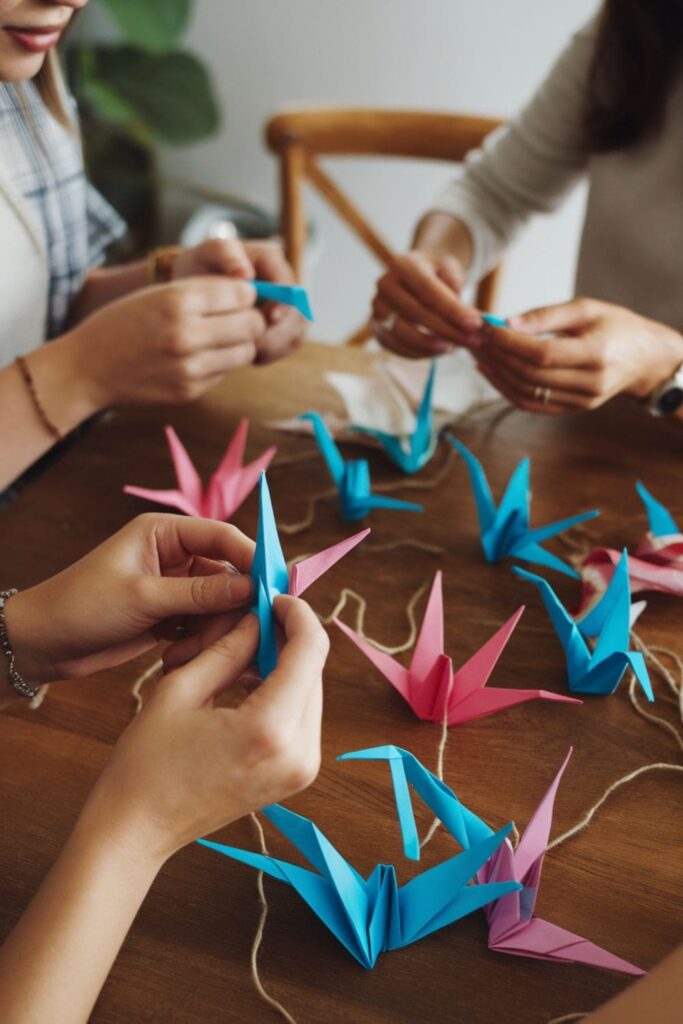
[534,385,551,404]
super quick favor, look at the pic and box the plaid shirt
[0,80,126,339]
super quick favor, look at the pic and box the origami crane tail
[626,651,654,701]
[448,435,497,533]
[164,425,204,507]
[122,485,201,518]
[289,528,370,597]
[364,493,424,513]
[491,916,644,975]
[333,618,411,703]
[635,480,678,537]
[300,412,346,486]
[512,541,581,579]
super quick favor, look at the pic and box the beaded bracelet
[15,356,62,442]
[0,590,39,700]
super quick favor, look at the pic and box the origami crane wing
[409,571,444,680]
[513,749,572,889]
[394,824,522,948]
[301,411,346,487]
[339,745,493,861]
[206,418,277,520]
[253,280,314,321]
[635,480,678,537]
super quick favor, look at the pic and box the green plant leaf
[90,45,220,143]
[100,0,190,53]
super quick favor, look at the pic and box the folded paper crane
[578,482,683,613]
[343,745,642,974]
[350,360,438,473]
[513,553,653,699]
[301,411,423,521]
[335,570,580,724]
[124,420,276,522]
[253,280,313,321]
[449,437,600,577]
[252,473,368,675]
[197,803,520,968]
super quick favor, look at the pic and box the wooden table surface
[1,342,681,1024]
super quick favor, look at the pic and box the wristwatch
[645,361,683,416]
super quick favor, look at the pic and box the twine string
[130,655,164,714]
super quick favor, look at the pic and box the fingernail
[228,574,253,602]
[507,315,524,328]
[463,315,483,330]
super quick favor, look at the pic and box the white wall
[160,0,599,342]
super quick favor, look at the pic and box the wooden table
[1,343,681,1024]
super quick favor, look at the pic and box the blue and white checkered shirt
[0,80,126,339]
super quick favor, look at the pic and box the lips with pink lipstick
[4,21,69,53]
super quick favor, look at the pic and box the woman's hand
[4,514,255,685]
[59,276,265,412]
[475,298,683,414]
[83,595,327,861]
[371,250,483,358]
[173,238,306,364]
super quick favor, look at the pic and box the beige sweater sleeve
[431,19,598,283]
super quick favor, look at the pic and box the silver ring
[380,313,397,332]
[533,385,551,404]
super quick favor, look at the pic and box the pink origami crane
[335,571,580,724]
[479,749,643,974]
[124,420,276,521]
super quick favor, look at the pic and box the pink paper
[577,539,683,618]
[125,420,276,522]
[289,529,371,597]
[335,571,580,725]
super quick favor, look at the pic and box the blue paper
[339,745,492,861]
[481,313,508,328]
[253,280,314,321]
[512,554,654,699]
[449,436,600,577]
[302,411,423,520]
[198,773,520,968]
[635,480,679,537]
[250,473,368,676]
[350,361,438,474]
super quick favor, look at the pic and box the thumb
[165,613,260,706]
[508,298,596,335]
[138,571,253,621]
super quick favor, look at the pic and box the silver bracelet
[0,589,39,700]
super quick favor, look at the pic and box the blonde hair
[34,50,74,129]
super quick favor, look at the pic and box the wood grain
[0,343,681,1024]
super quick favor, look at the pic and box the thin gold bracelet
[15,355,62,442]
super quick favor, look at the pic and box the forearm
[70,261,148,323]
[0,337,100,491]
[584,943,683,1023]
[413,211,474,272]
[0,796,161,1024]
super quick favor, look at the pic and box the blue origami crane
[449,436,600,577]
[251,473,368,675]
[197,802,520,969]
[253,280,313,321]
[350,361,438,474]
[512,554,653,699]
[301,411,423,521]
[636,480,679,536]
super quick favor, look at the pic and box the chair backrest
[265,107,505,337]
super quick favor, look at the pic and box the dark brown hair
[585,0,683,152]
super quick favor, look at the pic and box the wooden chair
[265,107,504,344]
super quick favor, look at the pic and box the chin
[0,50,46,83]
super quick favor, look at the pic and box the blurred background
[69,0,599,342]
